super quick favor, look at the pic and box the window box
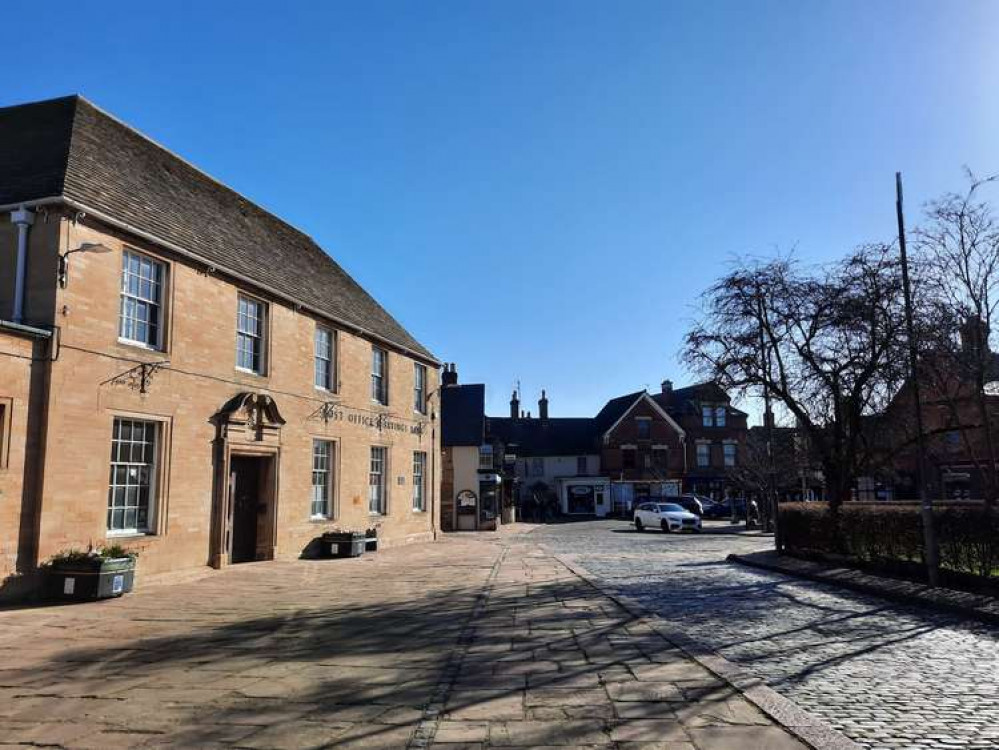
[320,530,366,558]
[44,547,137,601]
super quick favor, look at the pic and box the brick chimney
[960,316,990,356]
[510,389,520,419]
[539,389,549,422]
[661,379,673,395]
[442,362,458,387]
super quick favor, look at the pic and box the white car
[634,502,702,533]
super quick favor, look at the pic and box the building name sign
[310,402,425,435]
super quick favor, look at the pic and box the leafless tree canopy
[684,247,910,507]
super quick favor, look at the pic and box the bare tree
[684,246,909,511]
[914,173,999,507]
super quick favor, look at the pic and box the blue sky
[7,1,999,420]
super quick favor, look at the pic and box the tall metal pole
[758,295,779,544]
[896,172,939,586]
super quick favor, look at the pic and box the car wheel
[661,520,671,534]
[635,518,644,532]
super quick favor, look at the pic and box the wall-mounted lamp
[58,242,113,288]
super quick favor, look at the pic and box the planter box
[46,557,136,601]
[321,532,366,559]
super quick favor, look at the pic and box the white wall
[516,454,601,500]
[451,446,481,501]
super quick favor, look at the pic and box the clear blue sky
[7,1,999,421]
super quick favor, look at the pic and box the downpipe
[10,205,35,323]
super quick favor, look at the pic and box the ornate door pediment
[213,392,286,444]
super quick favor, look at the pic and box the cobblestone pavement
[0,527,807,749]
[534,520,999,750]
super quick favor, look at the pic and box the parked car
[634,502,702,533]
[669,494,712,516]
[702,498,747,519]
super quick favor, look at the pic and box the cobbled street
[536,520,999,750]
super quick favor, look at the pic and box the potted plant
[365,526,379,552]
[44,544,138,601]
[320,527,366,558]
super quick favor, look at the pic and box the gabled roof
[597,391,685,439]
[0,95,435,362]
[441,385,485,447]
[487,417,598,456]
[594,390,645,435]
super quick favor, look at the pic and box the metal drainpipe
[10,205,35,323]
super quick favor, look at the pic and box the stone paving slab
[0,527,819,749]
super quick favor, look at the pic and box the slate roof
[488,417,599,456]
[441,385,485,447]
[593,391,644,436]
[0,95,435,362]
[652,381,748,417]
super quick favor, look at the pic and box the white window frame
[118,249,166,350]
[701,405,714,427]
[0,398,11,471]
[479,444,495,470]
[372,347,388,405]
[236,294,267,375]
[314,326,335,391]
[723,442,737,468]
[696,442,711,468]
[107,417,159,536]
[413,451,427,512]
[715,406,727,427]
[311,439,335,519]
[369,446,388,515]
[414,363,427,414]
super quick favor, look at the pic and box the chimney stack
[960,316,990,356]
[442,362,458,387]
[539,389,549,421]
[510,389,520,419]
[661,379,673,396]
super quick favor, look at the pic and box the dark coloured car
[669,494,705,516]
[702,498,747,519]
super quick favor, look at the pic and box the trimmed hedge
[779,502,999,582]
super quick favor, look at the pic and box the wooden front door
[229,456,262,563]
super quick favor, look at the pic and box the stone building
[0,96,440,598]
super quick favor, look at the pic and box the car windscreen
[658,503,684,513]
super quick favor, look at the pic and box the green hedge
[779,502,999,580]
